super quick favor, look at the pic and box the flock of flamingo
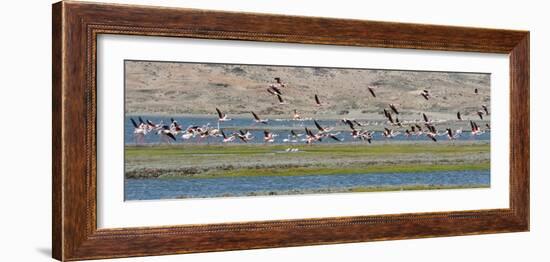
[129,77,490,145]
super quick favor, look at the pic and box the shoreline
[150,184,489,200]
[126,162,490,179]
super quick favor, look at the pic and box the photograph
[44,1,534,261]
[124,60,491,200]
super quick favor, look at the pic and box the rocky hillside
[125,60,490,120]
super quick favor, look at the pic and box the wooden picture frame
[52,1,529,261]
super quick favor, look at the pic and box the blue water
[124,170,490,200]
[125,116,490,145]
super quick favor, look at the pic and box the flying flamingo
[367,86,377,98]
[263,130,276,143]
[313,120,333,134]
[477,110,484,120]
[291,130,303,137]
[446,128,462,140]
[130,118,147,143]
[341,118,355,129]
[145,119,162,132]
[361,131,373,143]
[389,104,399,114]
[482,105,490,115]
[395,117,403,127]
[292,109,301,120]
[216,108,231,122]
[426,132,437,142]
[304,127,320,144]
[414,124,423,135]
[420,90,430,100]
[470,121,485,136]
[157,125,176,143]
[181,128,196,140]
[220,130,235,143]
[234,130,253,143]
[383,128,400,138]
[169,118,183,135]
[385,111,395,125]
[251,111,268,124]
[422,113,431,123]
[326,132,343,142]
[267,85,285,104]
[314,94,323,106]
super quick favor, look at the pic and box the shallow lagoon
[125,116,490,145]
[125,169,490,200]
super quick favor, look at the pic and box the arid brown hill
[125,60,490,120]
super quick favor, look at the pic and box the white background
[0,0,546,261]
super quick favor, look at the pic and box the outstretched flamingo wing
[166,132,176,141]
[216,108,223,118]
[368,87,376,98]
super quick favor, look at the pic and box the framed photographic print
[52,1,529,261]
